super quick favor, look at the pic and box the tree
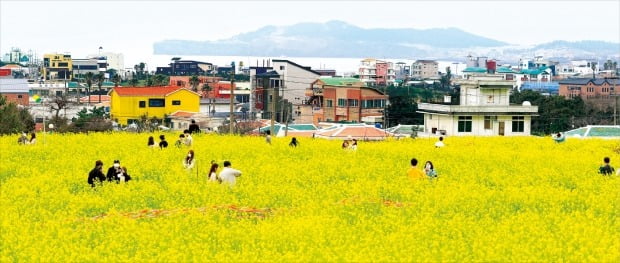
[95,73,105,103]
[128,78,139,87]
[202,83,213,114]
[440,66,452,90]
[0,95,35,134]
[189,75,200,92]
[85,72,94,105]
[49,95,70,120]
[153,74,168,86]
[112,74,122,87]
[73,106,111,132]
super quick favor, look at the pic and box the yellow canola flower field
[1,133,619,262]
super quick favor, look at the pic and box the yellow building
[109,86,200,125]
[43,53,72,80]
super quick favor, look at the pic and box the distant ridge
[153,20,620,60]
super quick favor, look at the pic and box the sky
[1,0,619,66]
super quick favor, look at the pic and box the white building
[88,52,124,72]
[417,75,538,136]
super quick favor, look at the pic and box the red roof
[111,86,188,96]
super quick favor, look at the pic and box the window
[172,100,181,105]
[362,99,385,108]
[326,100,333,107]
[348,99,358,107]
[17,95,23,98]
[458,116,472,132]
[338,98,347,107]
[148,99,165,107]
[139,101,146,108]
[512,116,524,132]
[484,116,494,130]
[280,66,285,70]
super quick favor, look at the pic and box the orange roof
[316,125,394,139]
[169,110,198,118]
[79,95,110,103]
[111,86,187,96]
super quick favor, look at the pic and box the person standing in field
[29,133,37,145]
[341,140,349,149]
[88,160,106,187]
[188,119,201,134]
[265,131,272,145]
[159,135,168,149]
[289,137,299,147]
[208,162,220,182]
[219,161,242,186]
[599,157,615,175]
[435,137,445,148]
[183,150,195,169]
[407,158,425,180]
[424,161,437,178]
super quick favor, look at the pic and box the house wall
[272,61,319,106]
[2,93,29,106]
[424,114,532,136]
[110,90,199,124]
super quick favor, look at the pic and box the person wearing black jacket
[88,160,106,187]
[106,160,123,182]
[188,120,201,134]
[159,135,168,149]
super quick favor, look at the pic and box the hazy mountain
[153,20,619,60]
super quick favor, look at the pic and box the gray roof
[0,78,29,93]
[558,78,619,85]
[200,98,239,104]
[272,59,321,75]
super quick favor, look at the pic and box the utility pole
[229,65,235,134]
[270,78,276,137]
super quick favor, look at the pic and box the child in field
[159,135,168,149]
[17,133,28,145]
[289,137,299,147]
[120,167,132,182]
[184,129,193,146]
[184,150,195,169]
[599,157,615,175]
[435,137,445,148]
[407,158,425,180]
[424,161,437,178]
[350,139,358,150]
[553,132,565,143]
[175,134,186,147]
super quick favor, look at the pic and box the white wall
[272,61,319,105]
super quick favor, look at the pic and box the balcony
[417,103,539,115]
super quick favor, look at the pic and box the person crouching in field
[88,160,106,187]
[183,150,195,169]
[599,157,615,175]
[159,135,168,149]
[407,158,425,180]
[120,167,132,182]
[106,160,127,183]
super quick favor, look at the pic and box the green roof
[320,78,364,86]
[519,69,548,75]
[288,124,317,131]
[496,67,515,73]
[462,67,487,73]
[67,82,80,88]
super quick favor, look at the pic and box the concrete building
[42,53,72,80]
[417,75,538,136]
[358,58,395,86]
[411,60,439,80]
[306,78,387,125]
[0,78,29,106]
